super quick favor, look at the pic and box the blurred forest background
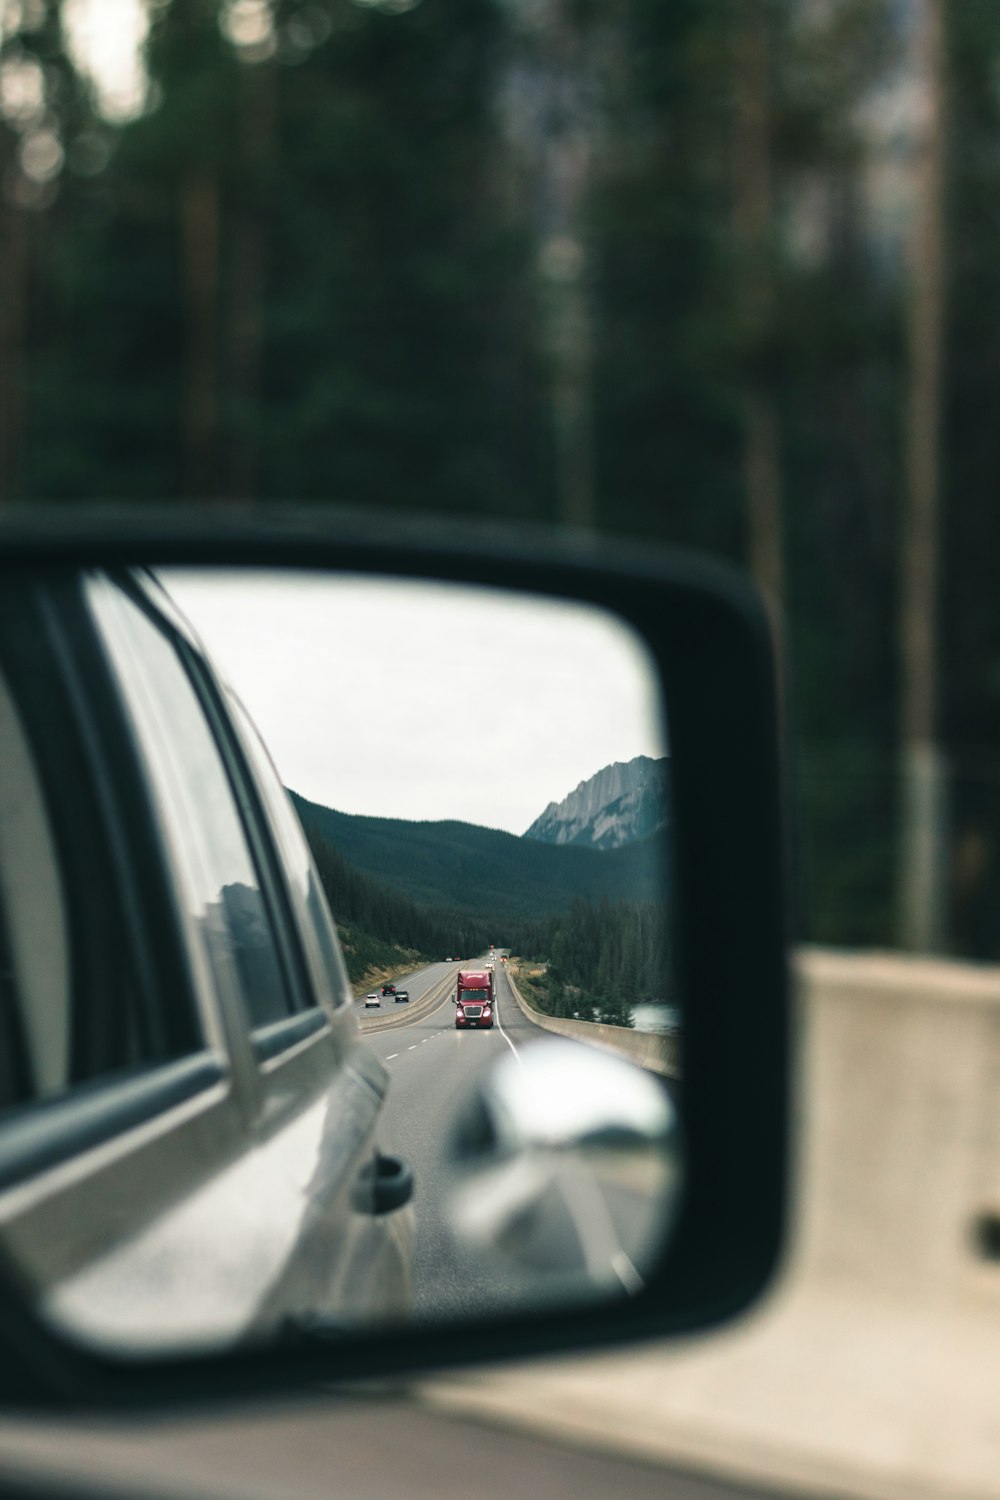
[1,0,997,959]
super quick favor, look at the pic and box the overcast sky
[163,570,668,835]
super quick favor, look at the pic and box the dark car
[381,982,396,997]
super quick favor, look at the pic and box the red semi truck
[454,969,494,1030]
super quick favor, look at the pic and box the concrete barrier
[425,947,1000,1500]
[796,947,1000,1309]
[505,964,680,1078]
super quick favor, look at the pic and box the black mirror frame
[0,506,789,1408]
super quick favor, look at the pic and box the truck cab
[454,970,494,1030]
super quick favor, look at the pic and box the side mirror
[0,508,787,1404]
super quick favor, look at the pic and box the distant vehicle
[394,989,410,1004]
[381,983,396,997]
[455,969,494,1030]
[364,993,380,1009]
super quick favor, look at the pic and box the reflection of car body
[394,989,409,1003]
[455,969,494,1029]
[364,993,380,1008]
[0,569,412,1353]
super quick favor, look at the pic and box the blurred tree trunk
[0,152,30,502]
[542,165,596,531]
[227,60,275,501]
[898,0,948,952]
[181,172,220,500]
[733,1,784,628]
[506,0,597,530]
[543,53,597,528]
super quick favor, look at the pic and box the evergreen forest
[2,0,997,958]
[296,793,668,1014]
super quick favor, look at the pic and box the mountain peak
[524,755,670,850]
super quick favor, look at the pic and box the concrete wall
[504,965,679,1077]
[796,946,1000,1309]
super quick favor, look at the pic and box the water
[631,1003,680,1034]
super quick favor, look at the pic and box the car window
[0,668,69,1104]
[87,577,297,1035]
[0,581,173,1110]
[227,691,352,1013]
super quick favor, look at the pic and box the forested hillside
[511,896,671,1028]
[297,804,669,1019]
[290,792,667,918]
[295,790,671,1015]
[301,823,490,982]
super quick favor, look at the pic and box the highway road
[355,955,677,1325]
[350,957,461,1021]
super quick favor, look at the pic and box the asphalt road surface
[357,955,677,1325]
[351,958,460,1019]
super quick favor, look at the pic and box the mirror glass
[0,566,679,1354]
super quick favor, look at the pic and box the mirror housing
[0,506,788,1407]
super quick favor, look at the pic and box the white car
[364,992,381,1008]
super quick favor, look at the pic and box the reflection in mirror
[448,1039,680,1309]
[0,568,678,1355]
